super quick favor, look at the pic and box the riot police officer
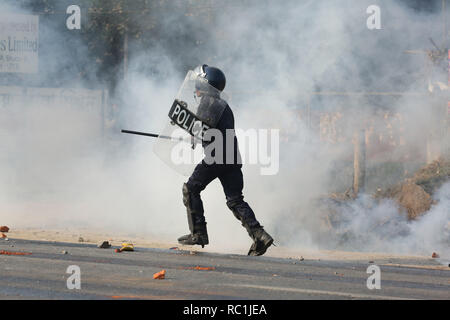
[177,64,274,256]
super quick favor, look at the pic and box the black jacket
[197,96,241,166]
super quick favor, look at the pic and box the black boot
[179,183,209,248]
[178,223,209,248]
[247,228,274,256]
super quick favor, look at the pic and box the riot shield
[153,70,227,176]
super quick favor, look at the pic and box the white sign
[0,14,39,73]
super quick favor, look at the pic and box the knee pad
[183,182,203,207]
[226,195,244,211]
[182,183,206,231]
[226,195,259,228]
[182,183,190,207]
[226,195,244,220]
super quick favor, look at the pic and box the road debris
[153,270,166,279]
[115,243,134,253]
[169,246,179,250]
[432,252,440,258]
[191,266,215,271]
[0,250,32,256]
[78,237,84,243]
[1,233,7,238]
[120,243,134,251]
[178,266,216,271]
[98,241,112,249]
[62,250,68,255]
[0,226,9,233]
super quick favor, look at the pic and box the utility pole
[352,128,366,196]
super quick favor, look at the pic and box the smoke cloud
[0,0,448,258]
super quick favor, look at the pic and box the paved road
[0,238,449,300]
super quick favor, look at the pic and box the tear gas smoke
[0,0,448,258]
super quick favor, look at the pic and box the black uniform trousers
[185,161,261,231]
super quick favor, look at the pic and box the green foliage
[4,0,217,90]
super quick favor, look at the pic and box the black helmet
[194,64,226,92]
